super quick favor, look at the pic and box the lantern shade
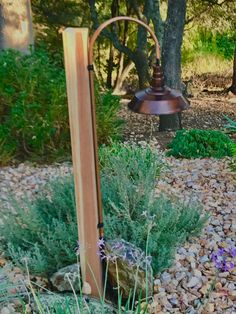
[128,61,189,115]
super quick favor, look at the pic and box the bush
[0,49,124,165]
[96,88,124,145]
[0,49,69,165]
[167,129,233,159]
[0,176,77,276]
[0,143,207,276]
[100,143,207,273]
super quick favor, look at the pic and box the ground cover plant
[0,49,124,166]
[224,116,236,171]
[0,143,207,278]
[167,129,234,159]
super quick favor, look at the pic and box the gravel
[0,147,236,313]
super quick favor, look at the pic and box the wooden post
[62,28,103,297]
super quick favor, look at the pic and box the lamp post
[62,16,188,298]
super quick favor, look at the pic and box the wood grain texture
[62,28,103,297]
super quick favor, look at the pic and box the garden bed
[0,153,235,313]
[120,92,236,149]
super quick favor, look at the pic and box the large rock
[50,239,153,300]
[105,239,153,299]
[50,264,81,292]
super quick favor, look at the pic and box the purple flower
[97,237,105,249]
[210,253,218,262]
[217,248,225,256]
[229,247,236,258]
[210,246,236,272]
[224,262,234,271]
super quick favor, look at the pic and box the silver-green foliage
[0,143,207,276]
[101,143,208,273]
[0,176,77,276]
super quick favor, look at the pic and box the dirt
[120,92,236,149]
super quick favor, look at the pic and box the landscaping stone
[0,154,236,312]
[105,239,153,299]
[50,263,81,292]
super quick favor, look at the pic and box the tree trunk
[159,0,187,131]
[106,43,114,89]
[113,60,134,94]
[229,47,236,94]
[134,50,149,88]
[0,0,34,53]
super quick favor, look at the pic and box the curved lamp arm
[87,17,160,238]
[88,16,161,65]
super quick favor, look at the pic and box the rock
[160,271,171,284]
[105,239,153,299]
[187,276,201,288]
[229,290,236,301]
[203,303,215,313]
[0,308,11,314]
[50,264,81,292]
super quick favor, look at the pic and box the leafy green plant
[0,176,77,276]
[224,116,236,134]
[167,129,233,159]
[0,143,206,277]
[100,143,207,273]
[0,49,124,165]
[0,48,70,164]
[96,88,125,145]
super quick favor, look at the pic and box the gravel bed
[120,94,236,148]
[0,153,236,313]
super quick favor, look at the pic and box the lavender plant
[0,143,207,278]
[211,247,236,272]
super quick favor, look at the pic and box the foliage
[167,129,233,159]
[192,29,235,60]
[231,144,236,172]
[223,116,236,171]
[0,48,70,165]
[96,88,125,145]
[0,143,207,277]
[0,49,124,165]
[100,143,207,273]
[31,0,89,61]
[0,176,77,276]
[224,115,236,134]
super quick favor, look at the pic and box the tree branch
[88,0,135,61]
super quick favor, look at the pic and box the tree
[89,0,163,89]
[229,48,236,94]
[89,0,187,130]
[186,0,236,94]
[0,0,34,53]
[31,0,85,54]
[159,0,187,131]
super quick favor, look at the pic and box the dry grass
[182,53,232,78]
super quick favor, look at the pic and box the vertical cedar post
[62,28,103,297]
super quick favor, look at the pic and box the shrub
[0,49,124,165]
[224,116,236,134]
[167,129,233,159]
[96,88,124,145]
[0,143,207,276]
[0,176,77,276]
[0,49,70,165]
[100,143,207,273]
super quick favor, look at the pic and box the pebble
[0,156,236,313]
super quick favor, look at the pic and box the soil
[120,91,236,149]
